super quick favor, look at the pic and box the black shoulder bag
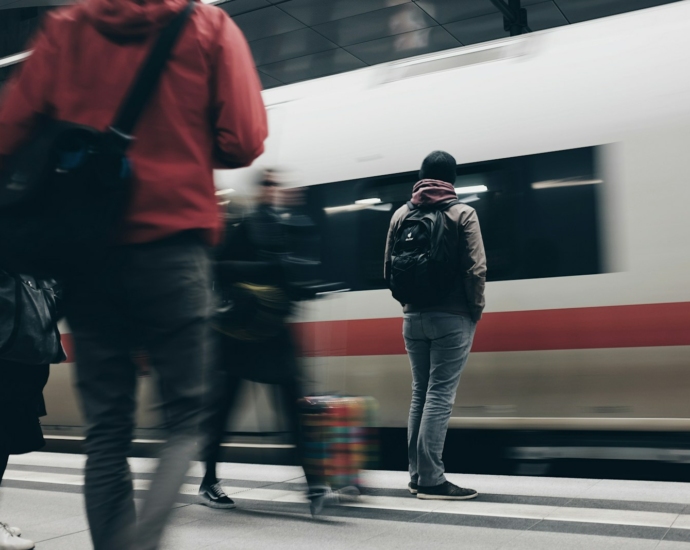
[0,0,194,278]
[0,270,66,365]
[212,215,293,343]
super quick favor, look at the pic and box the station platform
[2,453,690,550]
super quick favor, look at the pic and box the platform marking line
[3,470,84,486]
[3,469,688,531]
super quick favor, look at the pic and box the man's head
[419,150,457,185]
[257,169,279,205]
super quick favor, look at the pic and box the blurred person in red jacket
[0,0,268,548]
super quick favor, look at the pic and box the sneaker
[335,485,360,504]
[408,482,418,495]
[307,486,340,516]
[0,524,34,550]
[416,481,478,501]
[0,525,20,538]
[198,482,236,509]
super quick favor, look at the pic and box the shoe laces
[0,522,13,536]
[208,482,228,499]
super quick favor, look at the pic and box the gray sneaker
[336,486,360,503]
[417,481,478,500]
[308,486,340,516]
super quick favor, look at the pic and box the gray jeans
[403,312,476,487]
[64,233,212,550]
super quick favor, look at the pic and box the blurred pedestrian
[199,172,331,510]
[0,0,268,548]
[0,363,49,550]
[385,151,486,500]
[0,274,65,550]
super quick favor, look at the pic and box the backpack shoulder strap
[440,199,461,211]
[109,0,195,145]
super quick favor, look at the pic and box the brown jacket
[384,180,487,321]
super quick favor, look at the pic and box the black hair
[419,150,457,185]
[259,168,279,187]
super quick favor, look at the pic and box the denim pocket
[425,312,467,341]
[403,313,421,339]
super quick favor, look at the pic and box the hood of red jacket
[410,179,457,207]
[85,0,191,37]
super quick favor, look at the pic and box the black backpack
[0,1,193,278]
[389,200,460,307]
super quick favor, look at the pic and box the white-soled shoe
[0,524,34,550]
[0,525,19,538]
[198,482,236,510]
[416,480,478,500]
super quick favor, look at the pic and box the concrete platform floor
[2,452,690,549]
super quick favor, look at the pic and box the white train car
[44,1,690,467]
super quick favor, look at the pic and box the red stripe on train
[57,302,690,361]
[292,302,690,357]
[61,332,75,363]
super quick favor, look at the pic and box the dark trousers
[201,331,314,486]
[0,362,49,456]
[63,233,212,550]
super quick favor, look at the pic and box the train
[42,0,690,473]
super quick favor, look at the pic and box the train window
[303,146,602,290]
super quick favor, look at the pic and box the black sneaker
[408,482,418,495]
[198,482,236,509]
[417,481,478,500]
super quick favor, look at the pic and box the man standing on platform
[385,151,486,501]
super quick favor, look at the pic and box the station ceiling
[0,0,683,90]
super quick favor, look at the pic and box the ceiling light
[215,188,235,196]
[394,38,521,69]
[0,50,31,69]
[455,185,488,194]
[324,205,364,214]
[325,201,393,214]
[459,194,480,204]
[354,198,382,205]
[531,179,602,190]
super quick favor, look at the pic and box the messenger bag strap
[109,0,195,146]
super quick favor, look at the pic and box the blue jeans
[404,312,476,487]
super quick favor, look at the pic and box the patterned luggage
[300,395,379,492]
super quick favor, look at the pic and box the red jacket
[0,0,267,245]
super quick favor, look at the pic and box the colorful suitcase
[300,395,379,491]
